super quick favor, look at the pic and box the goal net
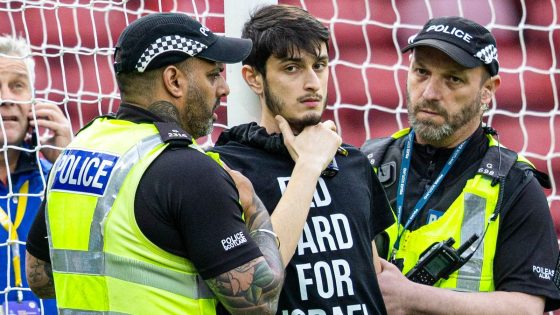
[0,0,558,314]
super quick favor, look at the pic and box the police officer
[362,16,560,314]
[25,13,284,314]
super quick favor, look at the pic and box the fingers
[276,115,294,143]
[276,117,342,166]
[379,258,399,273]
[221,162,232,172]
[322,119,337,132]
[28,102,66,123]
[379,258,391,268]
[28,102,72,162]
[223,163,243,186]
[223,163,241,183]
[223,163,251,189]
[276,115,299,162]
[28,103,70,134]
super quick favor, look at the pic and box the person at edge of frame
[362,16,560,314]
[0,35,71,315]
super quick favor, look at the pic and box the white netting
[0,0,558,314]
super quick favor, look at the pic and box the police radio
[406,234,479,286]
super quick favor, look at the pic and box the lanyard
[392,130,469,257]
[0,180,29,302]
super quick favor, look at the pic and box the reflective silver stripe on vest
[49,134,214,300]
[456,193,486,291]
[106,253,214,299]
[51,250,214,299]
[88,134,162,251]
[59,309,128,315]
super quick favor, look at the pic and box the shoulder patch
[50,149,120,197]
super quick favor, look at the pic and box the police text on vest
[51,149,120,197]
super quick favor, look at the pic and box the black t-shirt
[211,122,394,315]
[371,127,560,311]
[27,104,262,280]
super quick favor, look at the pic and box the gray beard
[407,92,481,147]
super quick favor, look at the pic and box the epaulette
[476,145,517,186]
[153,122,193,147]
[361,136,395,168]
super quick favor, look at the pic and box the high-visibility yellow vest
[46,117,218,314]
[364,128,542,292]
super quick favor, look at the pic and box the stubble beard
[263,80,324,134]
[407,91,482,146]
[181,79,216,139]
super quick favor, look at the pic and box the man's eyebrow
[279,54,329,64]
[316,54,329,62]
[207,63,224,73]
[9,72,29,80]
[278,56,303,63]
[413,54,468,73]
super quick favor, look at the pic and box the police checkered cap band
[113,13,252,73]
[135,35,208,72]
[475,44,498,65]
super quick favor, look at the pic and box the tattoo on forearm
[27,257,55,298]
[207,195,283,314]
[147,101,181,124]
[207,258,281,314]
[246,195,274,231]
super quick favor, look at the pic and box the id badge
[2,300,41,315]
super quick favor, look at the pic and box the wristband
[250,228,280,249]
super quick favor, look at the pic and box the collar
[116,103,169,124]
[413,127,487,161]
[411,127,488,182]
[11,142,41,176]
[215,122,290,155]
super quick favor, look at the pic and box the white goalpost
[0,0,558,314]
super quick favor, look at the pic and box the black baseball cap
[402,16,499,76]
[114,12,252,73]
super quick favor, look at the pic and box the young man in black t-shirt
[211,5,394,315]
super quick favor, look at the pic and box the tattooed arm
[25,251,55,299]
[206,166,284,315]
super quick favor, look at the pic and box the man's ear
[481,75,501,105]
[162,65,186,98]
[242,65,264,95]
